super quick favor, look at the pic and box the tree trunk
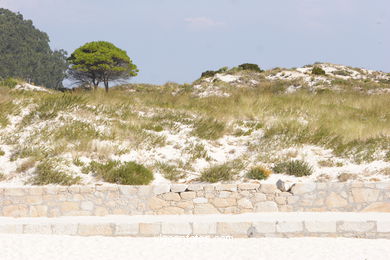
[104,81,109,93]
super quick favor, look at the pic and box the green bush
[31,159,81,185]
[273,160,313,177]
[312,67,326,75]
[87,160,153,185]
[154,161,186,181]
[238,63,263,72]
[200,66,229,78]
[200,162,241,183]
[192,117,225,140]
[33,94,86,120]
[246,166,271,180]
[55,121,99,142]
[0,77,19,88]
[0,148,5,156]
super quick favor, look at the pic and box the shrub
[33,94,86,120]
[312,66,326,75]
[238,63,263,72]
[273,160,313,177]
[55,121,99,142]
[200,66,229,78]
[192,117,225,140]
[0,172,5,181]
[154,161,186,181]
[87,160,153,185]
[200,161,242,183]
[30,159,81,185]
[246,166,271,180]
[0,148,4,156]
[0,77,19,88]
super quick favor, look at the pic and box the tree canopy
[0,8,68,89]
[67,41,138,92]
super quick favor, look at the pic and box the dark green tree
[0,8,68,89]
[67,41,138,92]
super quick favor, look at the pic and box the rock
[260,184,278,194]
[170,184,188,193]
[162,192,181,201]
[194,203,220,214]
[362,202,390,212]
[211,198,237,208]
[237,198,253,209]
[351,188,380,203]
[338,221,376,232]
[276,221,303,232]
[78,224,113,236]
[180,192,196,200]
[157,206,185,215]
[255,201,278,212]
[325,192,348,208]
[115,223,139,235]
[238,183,260,190]
[139,223,161,235]
[162,223,192,235]
[193,197,208,204]
[193,223,217,235]
[290,183,316,194]
[187,184,203,191]
[217,222,252,236]
[215,184,237,192]
[148,197,168,210]
[3,205,29,217]
[153,185,170,195]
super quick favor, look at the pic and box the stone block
[217,222,252,236]
[0,224,23,234]
[94,207,109,216]
[60,202,80,213]
[24,224,52,234]
[237,198,253,209]
[162,222,192,235]
[118,186,138,195]
[276,221,303,233]
[238,183,260,190]
[211,198,237,208]
[187,184,203,191]
[148,197,169,210]
[139,223,161,236]
[325,192,348,208]
[52,224,78,235]
[80,201,94,211]
[255,201,278,212]
[193,197,208,204]
[180,191,196,200]
[176,201,194,209]
[338,221,376,232]
[157,206,185,215]
[162,192,181,201]
[253,222,276,233]
[28,187,44,195]
[362,202,390,212]
[29,205,48,217]
[215,184,237,192]
[78,224,113,236]
[290,183,316,194]
[153,185,171,195]
[3,205,29,217]
[194,204,220,214]
[171,184,188,193]
[254,193,267,201]
[193,222,217,235]
[4,188,25,196]
[305,221,336,233]
[260,184,278,194]
[115,223,139,235]
[377,221,390,233]
[351,188,380,203]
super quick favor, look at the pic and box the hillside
[0,63,389,187]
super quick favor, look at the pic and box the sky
[1,0,389,84]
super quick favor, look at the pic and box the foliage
[200,161,242,183]
[192,117,225,140]
[67,41,138,92]
[200,66,229,78]
[0,148,4,156]
[238,63,263,72]
[30,159,81,185]
[273,160,313,177]
[312,66,326,75]
[154,161,186,181]
[0,77,19,88]
[0,8,68,89]
[246,166,271,180]
[86,160,153,185]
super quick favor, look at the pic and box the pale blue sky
[1,0,389,84]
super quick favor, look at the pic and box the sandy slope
[0,235,389,260]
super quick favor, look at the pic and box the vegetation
[273,160,313,177]
[30,159,81,185]
[246,166,271,180]
[85,160,153,185]
[200,161,243,183]
[0,148,4,156]
[238,63,263,72]
[67,41,138,92]
[312,66,326,75]
[0,8,68,89]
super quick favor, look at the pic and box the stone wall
[1,182,389,218]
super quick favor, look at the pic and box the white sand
[0,235,389,260]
